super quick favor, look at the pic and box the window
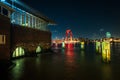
[3,7,8,16]
[22,14,25,26]
[0,35,6,44]
[26,15,28,26]
[0,6,1,14]
[30,16,32,28]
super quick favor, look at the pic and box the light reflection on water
[95,41,111,63]
[5,42,120,80]
[64,49,78,69]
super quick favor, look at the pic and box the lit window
[13,47,25,58]
[0,35,6,44]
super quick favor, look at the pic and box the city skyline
[22,0,120,39]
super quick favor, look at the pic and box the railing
[0,1,50,31]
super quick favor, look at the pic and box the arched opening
[36,46,42,53]
[12,47,25,58]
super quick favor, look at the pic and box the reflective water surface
[1,42,120,80]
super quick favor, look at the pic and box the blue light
[11,0,16,1]
[1,0,6,2]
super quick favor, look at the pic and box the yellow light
[80,42,84,49]
[101,41,111,63]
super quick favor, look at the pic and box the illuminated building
[65,29,74,50]
[0,0,55,61]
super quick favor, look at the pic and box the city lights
[0,0,120,80]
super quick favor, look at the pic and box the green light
[96,41,101,52]
[62,42,65,48]
[36,46,41,53]
[80,42,84,49]
[13,47,25,57]
[106,32,111,38]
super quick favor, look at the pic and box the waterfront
[1,42,120,80]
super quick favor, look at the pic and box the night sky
[21,0,120,39]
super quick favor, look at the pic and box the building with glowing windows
[0,0,55,61]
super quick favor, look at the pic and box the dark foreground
[0,43,120,80]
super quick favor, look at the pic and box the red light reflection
[65,49,75,64]
[65,43,74,50]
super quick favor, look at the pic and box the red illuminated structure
[65,29,74,50]
[65,29,73,41]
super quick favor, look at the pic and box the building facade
[0,0,54,61]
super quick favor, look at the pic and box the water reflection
[64,49,77,79]
[65,49,75,65]
[95,40,111,63]
[79,49,86,64]
[101,64,112,80]
[5,42,120,80]
[10,59,25,80]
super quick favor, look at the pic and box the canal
[1,42,120,80]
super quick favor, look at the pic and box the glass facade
[12,7,49,31]
[0,1,49,31]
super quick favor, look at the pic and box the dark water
[1,42,120,80]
